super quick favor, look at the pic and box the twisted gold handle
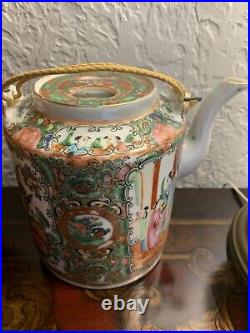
[2,62,187,103]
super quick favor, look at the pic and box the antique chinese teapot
[2,63,247,289]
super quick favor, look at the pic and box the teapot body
[4,72,185,288]
[8,136,182,288]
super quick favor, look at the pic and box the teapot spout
[177,78,247,179]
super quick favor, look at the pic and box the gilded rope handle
[2,63,188,104]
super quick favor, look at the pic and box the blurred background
[2,2,247,188]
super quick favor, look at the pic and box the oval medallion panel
[58,208,118,251]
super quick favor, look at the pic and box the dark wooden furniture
[2,188,248,330]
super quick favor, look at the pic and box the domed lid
[33,72,157,122]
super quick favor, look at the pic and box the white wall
[2,2,248,187]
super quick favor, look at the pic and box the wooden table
[2,188,248,330]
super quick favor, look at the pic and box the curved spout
[177,78,247,179]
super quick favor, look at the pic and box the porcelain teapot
[2,63,247,289]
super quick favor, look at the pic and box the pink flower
[104,174,112,185]
[147,209,162,249]
[117,165,130,181]
[152,124,179,146]
[12,127,41,150]
[116,142,128,152]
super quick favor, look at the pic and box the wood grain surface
[2,188,248,330]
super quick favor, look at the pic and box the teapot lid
[33,72,157,122]
[4,67,185,163]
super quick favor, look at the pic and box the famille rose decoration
[3,63,247,289]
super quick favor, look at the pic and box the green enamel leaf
[125,133,134,143]
[91,137,102,148]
